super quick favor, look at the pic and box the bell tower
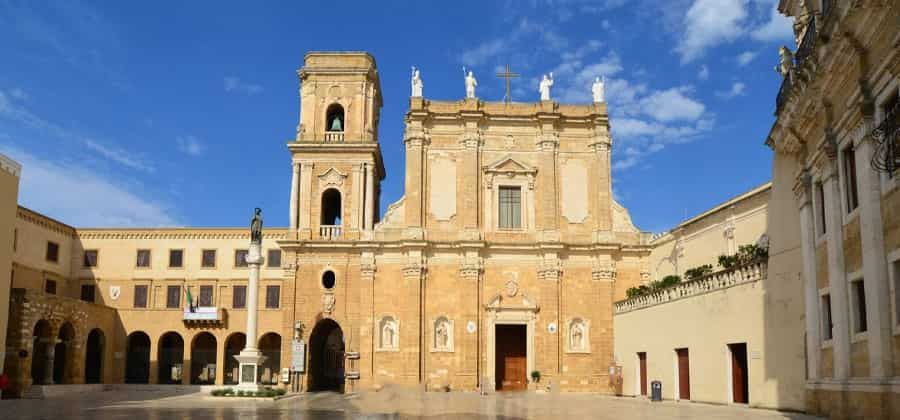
[287,51,385,241]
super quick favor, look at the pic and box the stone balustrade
[319,225,342,240]
[614,260,767,314]
[324,132,344,143]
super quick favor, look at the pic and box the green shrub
[275,388,286,396]
[659,275,682,287]
[684,265,712,280]
[530,370,541,382]
[222,388,234,395]
[718,243,768,269]
[236,390,245,397]
[211,389,223,396]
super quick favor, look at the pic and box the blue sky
[0,0,793,232]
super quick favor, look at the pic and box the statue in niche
[435,319,449,350]
[775,46,794,77]
[570,321,584,350]
[592,76,605,103]
[463,68,478,99]
[250,208,263,244]
[322,293,335,315]
[539,72,554,101]
[381,319,396,349]
[411,66,423,97]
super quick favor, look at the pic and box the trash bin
[651,380,662,402]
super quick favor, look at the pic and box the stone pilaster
[404,122,429,234]
[365,162,375,231]
[854,111,894,378]
[589,123,612,234]
[794,169,821,379]
[821,156,851,379]
[403,253,427,386]
[289,163,300,233]
[459,113,483,236]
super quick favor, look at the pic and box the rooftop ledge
[613,260,767,315]
[408,97,609,119]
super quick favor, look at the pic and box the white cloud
[9,88,29,101]
[2,147,177,227]
[223,77,263,95]
[638,87,706,122]
[736,51,757,66]
[751,2,794,42]
[460,39,507,66]
[0,89,154,172]
[698,65,709,80]
[676,0,748,63]
[176,135,204,156]
[715,81,746,99]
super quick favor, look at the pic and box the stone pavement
[2,386,824,419]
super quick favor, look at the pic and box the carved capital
[793,169,813,208]
[538,260,562,281]
[458,131,483,149]
[589,140,611,153]
[591,262,617,281]
[536,133,559,151]
[403,263,426,278]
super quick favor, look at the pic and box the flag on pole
[185,287,195,312]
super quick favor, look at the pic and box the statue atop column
[592,76,605,103]
[539,72,554,101]
[411,66,423,97]
[250,207,263,244]
[463,67,478,99]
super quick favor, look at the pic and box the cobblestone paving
[2,387,824,419]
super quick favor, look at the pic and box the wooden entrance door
[496,325,527,391]
[729,343,749,403]
[676,348,690,400]
[638,352,647,396]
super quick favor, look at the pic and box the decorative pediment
[318,167,347,188]
[485,292,540,312]
[483,156,537,189]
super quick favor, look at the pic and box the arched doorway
[84,329,104,383]
[224,333,246,385]
[309,319,344,392]
[190,332,217,385]
[158,332,184,384]
[258,333,281,385]
[53,322,75,384]
[321,189,342,226]
[125,331,151,383]
[326,103,345,132]
[31,319,51,385]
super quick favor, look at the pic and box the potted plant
[529,370,541,390]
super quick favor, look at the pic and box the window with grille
[83,250,98,267]
[80,284,96,302]
[199,285,213,307]
[136,249,151,268]
[134,285,148,308]
[842,146,859,213]
[233,285,247,309]
[45,279,57,294]
[267,249,282,268]
[46,242,59,262]
[202,249,216,268]
[166,285,181,308]
[235,250,249,267]
[498,186,522,229]
[266,285,280,309]
[169,250,184,268]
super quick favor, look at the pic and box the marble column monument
[234,208,267,391]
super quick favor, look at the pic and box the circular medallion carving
[466,321,477,333]
[109,286,121,300]
[548,323,558,334]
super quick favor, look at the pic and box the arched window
[326,104,344,132]
[321,189,342,226]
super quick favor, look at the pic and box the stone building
[766,1,899,418]
[1,51,651,397]
[615,182,807,411]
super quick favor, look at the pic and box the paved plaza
[2,387,823,419]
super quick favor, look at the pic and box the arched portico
[308,318,344,392]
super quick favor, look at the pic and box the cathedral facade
[0,51,650,397]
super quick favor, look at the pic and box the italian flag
[185,287,195,312]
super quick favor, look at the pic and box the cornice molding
[0,153,22,177]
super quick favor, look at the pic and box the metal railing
[319,225,342,240]
[795,16,817,69]
[614,260,767,314]
[871,100,899,177]
[324,132,344,143]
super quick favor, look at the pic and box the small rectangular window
[821,294,833,341]
[267,249,282,268]
[852,279,867,333]
[166,285,181,308]
[233,285,247,309]
[169,249,184,268]
[80,284,96,303]
[201,249,217,268]
[134,285,148,308]
[136,249,151,268]
[234,250,249,267]
[199,285,214,307]
[83,250,98,268]
[46,241,59,262]
[266,285,280,309]
[843,145,859,213]
[814,182,826,235]
[498,186,522,229]
[45,279,57,295]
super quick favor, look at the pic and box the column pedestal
[235,350,267,392]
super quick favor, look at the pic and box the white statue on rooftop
[775,46,794,77]
[592,76,605,103]
[539,72,554,101]
[411,66,423,97]
[463,68,478,99]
